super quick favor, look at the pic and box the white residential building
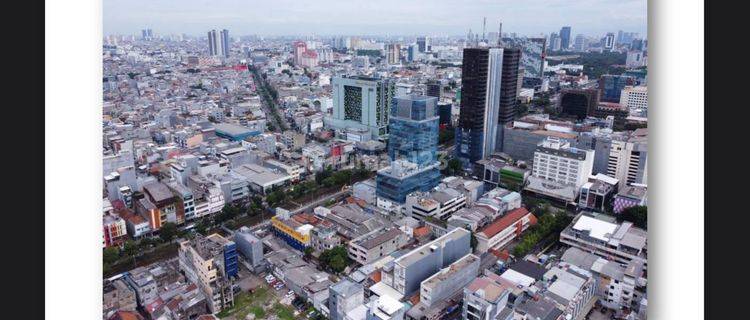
[532,137,594,190]
[619,86,648,114]
[606,128,648,186]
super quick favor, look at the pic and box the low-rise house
[348,227,410,265]
[475,207,537,253]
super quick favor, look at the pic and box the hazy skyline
[104,0,647,38]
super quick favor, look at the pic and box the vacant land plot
[216,285,301,320]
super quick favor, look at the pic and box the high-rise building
[503,37,547,78]
[560,26,572,50]
[178,233,238,313]
[293,40,307,65]
[525,137,595,202]
[329,75,395,140]
[603,33,616,51]
[388,95,439,167]
[377,96,442,209]
[606,128,648,186]
[558,88,600,120]
[386,44,401,65]
[220,29,230,58]
[619,86,649,115]
[626,50,647,68]
[407,44,417,62]
[141,29,153,40]
[599,75,636,103]
[549,32,561,51]
[573,34,588,52]
[532,137,595,190]
[207,30,221,56]
[631,39,645,51]
[417,36,430,53]
[455,47,521,173]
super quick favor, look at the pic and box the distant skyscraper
[603,33,616,51]
[455,47,521,173]
[631,39,644,51]
[407,44,417,62]
[293,41,307,65]
[141,29,153,40]
[599,75,636,103]
[416,36,430,53]
[386,44,401,65]
[497,22,503,45]
[207,30,219,56]
[220,29,230,58]
[560,26,572,50]
[549,32,561,51]
[573,34,588,52]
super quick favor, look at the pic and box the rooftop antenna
[498,21,503,46]
[482,17,487,42]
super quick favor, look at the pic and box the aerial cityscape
[102,2,648,320]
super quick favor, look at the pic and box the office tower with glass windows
[417,36,430,53]
[329,75,395,140]
[388,95,439,167]
[220,29,230,58]
[599,75,636,103]
[376,95,442,209]
[560,26,572,50]
[207,29,219,56]
[455,47,520,174]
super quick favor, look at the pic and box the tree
[319,246,351,274]
[620,206,647,229]
[122,240,138,257]
[159,222,178,243]
[329,255,348,273]
[443,158,463,176]
[266,190,287,208]
[103,247,120,265]
[516,103,529,117]
[195,219,209,235]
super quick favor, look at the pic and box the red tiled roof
[127,214,147,224]
[478,207,535,238]
[413,226,431,238]
[292,213,319,225]
[109,311,144,320]
[370,270,382,283]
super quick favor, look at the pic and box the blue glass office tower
[377,95,442,205]
[388,95,439,167]
[599,75,636,103]
[376,160,441,204]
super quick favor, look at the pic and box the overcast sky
[104,0,647,38]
